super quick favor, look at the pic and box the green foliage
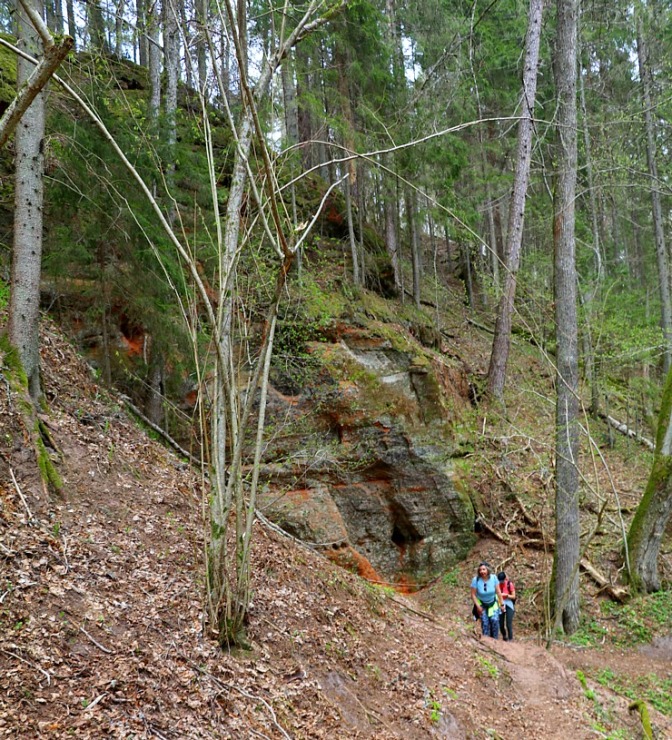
[600,591,669,645]
[594,669,672,717]
[474,654,499,681]
[566,618,609,647]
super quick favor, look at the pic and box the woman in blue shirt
[470,562,505,638]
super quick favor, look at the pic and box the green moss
[626,366,672,588]
[35,429,63,492]
[0,34,17,107]
[0,333,29,390]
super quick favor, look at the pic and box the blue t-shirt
[471,574,498,605]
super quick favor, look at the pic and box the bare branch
[0,36,73,149]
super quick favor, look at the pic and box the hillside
[1,311,671,739]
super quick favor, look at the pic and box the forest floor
[1,320,671,739]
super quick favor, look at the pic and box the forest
[1,0,672,736]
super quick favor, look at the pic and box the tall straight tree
[9,0,46,400]
[552,0,580,635]
[486,0,544,400]
[636,1,672,375]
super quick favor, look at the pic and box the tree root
[628,700,653,739]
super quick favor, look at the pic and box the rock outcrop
[260,323,476,587]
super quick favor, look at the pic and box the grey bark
[136,0,147,65]
[88,0,108,52]
[9,0,46,401]
[636,9,672,375]
[66,0,76,48]
[148,0,161,121]
[195,0,207,92]
[552,0,581,635]
[486,0,543,400]
[384,184,401,295]
[164,0,179,159]
[406,188,421,308]
[115,0,126,57]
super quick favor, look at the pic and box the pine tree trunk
[552,0,581,636]
[136,0,147,66]
[9,0,46,401]
[296,45,314,171]
[384,182,401,295]
[115,0,126,56]
[406,187,421,308]
[164,0,179,203]
[486,0,543,400]
[148,1,161,121]
[66,0,76,48]
[636,9,672,375]
[195,0,207,92]
[88,0,108,52]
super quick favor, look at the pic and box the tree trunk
[164,0,179,200]
[627,367,672,592]
[88,0,108,52]
[148,0,161,122]
[384,181,401,295]
[296,45,314,171]
[66,0,76,48]
[9,0,46,401]
[406,187,421,308]
[636,8,672,375]
[486,0,543,400]
[136,0,147,66]
[115,0,126,56]
[552,0,581,636]
[195,0,207,92]
[345,176,360,285]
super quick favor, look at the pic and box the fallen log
[597,413,654,451]
[580,557,628,603]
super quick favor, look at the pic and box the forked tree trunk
[552,0,580,636]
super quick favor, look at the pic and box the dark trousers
[499,605,514,640]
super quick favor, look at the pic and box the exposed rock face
[260,325,476,587]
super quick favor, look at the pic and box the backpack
[502,579,516,604]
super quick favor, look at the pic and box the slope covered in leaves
[2,317,672,738]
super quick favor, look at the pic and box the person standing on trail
[471,563,505,638]
[498,571,516,641]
